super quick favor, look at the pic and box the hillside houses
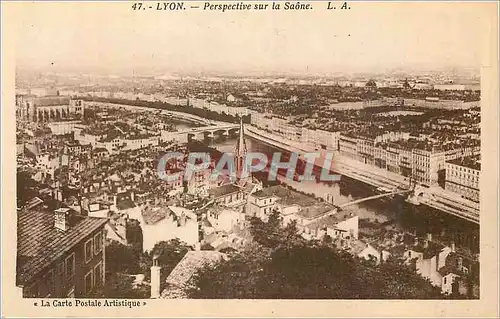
[405,238,478,296]
[247,185,359,241]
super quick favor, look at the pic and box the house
[351,240,391,265]
[246,185,325,220]
[104,211,129,245]
[16,199,107,298]
[207,182,257,207]
[205,207,245,233]
[86,202,110,218]
[304,212,359,241]
[129,204,199,252]
[105,222,128,246]
[246,185,283,218]
[405,239,472,295]
[247,185,359,241]
[202,232,246,251]
[92,147,109,159]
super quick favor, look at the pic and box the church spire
[234,118,248,185]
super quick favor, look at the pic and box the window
[84,271,93,294]
[94,262,103,287]
[85,238,93,263]
[444,277,447,285]
[94,232,103,255]
[65,253,75,283]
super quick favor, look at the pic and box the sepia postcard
[1,0,499,317]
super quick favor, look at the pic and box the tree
[105,240,141,275]
[249,210,304,249]
[188,215,443,299]
[126,218,143,252]
[17,171,38,207]
[90,273,149,299]
[140,239,193,291]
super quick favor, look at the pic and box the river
[108,101,479,253]
[207,134,479,254]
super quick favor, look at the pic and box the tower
[234,118,248,186]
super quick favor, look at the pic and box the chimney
[150,255,161,299]
[451,241,456,253]
[130,191,135,202]
[113,195,117,207]
[54,208,71,231]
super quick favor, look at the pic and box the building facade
[445,156,480,202]
[17,200,107,298]
[16,95,84,122]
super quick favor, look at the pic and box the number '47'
[132,3,143,10]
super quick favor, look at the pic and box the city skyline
[14,1,490,77]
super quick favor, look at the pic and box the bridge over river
[161,123,240,143]
[246,124,479,225]
[337,189,412,209]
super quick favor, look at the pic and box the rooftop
[447,155,481,171]
[33,96,71,107]
[438,264,461,277]
[253,185,318,206]
[207,183,242,198]
[305,211,357,229]
[116,199,136,211]
[17,199,107,286]
[295,202,336,220]
[141,206,174,225]
[411,241,446,259]
[160,250,226,299]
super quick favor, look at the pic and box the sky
[13,1,494,76]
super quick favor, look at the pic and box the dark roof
[116,199,136,211]
[17,203,107,286]
[441,252,470,276]
[93,147,108,153]
[142,206,173,225]
[24,197,44,210]
[202,218,213,228]
[253,185,319,207]
[438,265,461,277]
[447,155,481,171]
[207,183,241,198]
[161,251,226,299]
[305,212,357,229]
[252,185,285,198]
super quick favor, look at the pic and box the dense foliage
[17,171,39,207]
[95,238,192,298]
[81,97,251,124]
[188,211,442,299]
